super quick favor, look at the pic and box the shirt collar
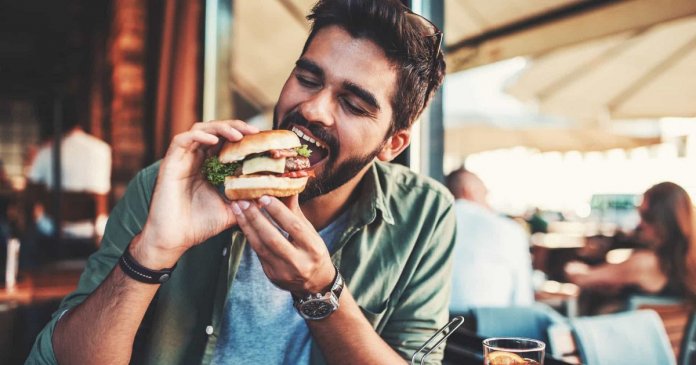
[348,161,395,227]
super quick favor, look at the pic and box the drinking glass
[483,337,545,365]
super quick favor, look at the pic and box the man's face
[274,26,398,202]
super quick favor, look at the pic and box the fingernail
[238,200,250,210]
[259,195,271,206]
[231,202,242,215]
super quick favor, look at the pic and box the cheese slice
[242,156,286,175]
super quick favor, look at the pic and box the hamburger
[203,130,313,200]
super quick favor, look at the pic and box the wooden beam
[447,0,696,72]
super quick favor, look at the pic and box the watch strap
[293,264,344,304]
[119,248,176,284]
[330,267,344,298]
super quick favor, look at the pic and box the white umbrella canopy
[444,124,661,156]
[506,16,696,121]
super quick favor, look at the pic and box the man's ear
[377,128,411,161]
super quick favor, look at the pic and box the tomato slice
[280,169,315,178]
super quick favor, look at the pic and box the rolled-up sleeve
[25,163,158,364]
[383,202,457,364]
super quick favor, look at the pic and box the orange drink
[483,338,545,365]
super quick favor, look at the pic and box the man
[28,1,454,364]
[445,168,534,313]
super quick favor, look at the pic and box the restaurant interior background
[1,0,696,364]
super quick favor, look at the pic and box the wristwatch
[293,265,344,320]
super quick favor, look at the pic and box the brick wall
[108,0,147,199]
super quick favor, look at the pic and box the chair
[548,310,676,365]
[462,303,566,353]
[37,189,103,260]
[679,311,696,365]
[627,294,692,359]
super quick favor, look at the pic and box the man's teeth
[292,127,325,149]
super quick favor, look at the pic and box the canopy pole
[203,0,234,121]
[406,0,445,182]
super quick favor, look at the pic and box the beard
[274,108,385,203]
[300,151,381,203]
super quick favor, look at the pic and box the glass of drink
[483,337,545,365]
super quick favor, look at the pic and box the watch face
[301,300,337,319]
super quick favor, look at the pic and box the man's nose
[299,89,334,128]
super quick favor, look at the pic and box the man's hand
[232,195,409,364]
[231,195,335,294]
[133,120,259,269]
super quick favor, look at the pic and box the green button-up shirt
[27,160,456,365]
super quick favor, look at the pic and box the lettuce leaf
[295,145,312,158]
[203,156,239,186]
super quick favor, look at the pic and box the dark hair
[303,0,445,136]
[643,182,696,297]
[35,96,82,134]
[60,98,81,131]
[444,167,467,196]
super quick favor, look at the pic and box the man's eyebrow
[343,82,380,111]
[295,58,324,79]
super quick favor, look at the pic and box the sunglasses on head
[403,9,443,56]
[401,6,443,106]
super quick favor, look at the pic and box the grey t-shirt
[212,210,350,365]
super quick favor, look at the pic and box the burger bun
[219,130,301,163]
[224,175,308,200]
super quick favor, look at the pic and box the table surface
[1,264,82,304]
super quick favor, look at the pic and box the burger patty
[231,156,310,176]
[285,155,310,171]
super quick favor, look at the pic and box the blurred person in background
[446,167,534,313]
[26,99,111,239]
[565,182,696,313]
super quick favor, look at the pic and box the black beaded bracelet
[119,248,177,284]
